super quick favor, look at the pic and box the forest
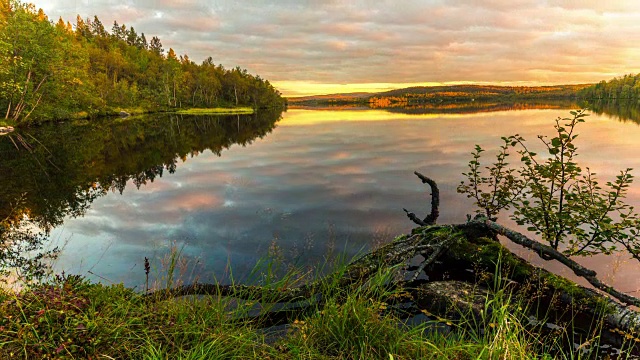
[0,1,285,125]
[578,73,640,103]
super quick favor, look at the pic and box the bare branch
[403,208,427,226]
[404,171,439,225]
[476,218,640,307]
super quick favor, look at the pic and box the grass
[0,256,629,359]
[174,107,254,115]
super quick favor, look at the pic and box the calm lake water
[3,106,640,294]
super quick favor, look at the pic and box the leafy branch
[458,109,640,262]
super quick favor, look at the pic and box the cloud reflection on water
[52,109,640,294]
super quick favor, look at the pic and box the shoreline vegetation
[286,78,640,122]
[2,176,639,358]
[0,254,578,359]
[286,79,640,117]
[286,84,592,107]
[174,107,255,115]
[0,2,285,127]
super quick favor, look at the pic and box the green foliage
[0,1,285,125]
[579,73,640,103]
[457,139,523,219]
[0,273,276,359]
[285,297,427,359]
[458,110,640,260]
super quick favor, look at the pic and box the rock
[119,111,130,117]
[413,280,491,322]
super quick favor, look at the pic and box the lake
[3,105,640,294]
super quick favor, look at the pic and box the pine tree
[149,36,163,56]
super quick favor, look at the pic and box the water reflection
[0,109,282,230]
[290,99,578,115]
[584,100,640,124]
[371,100,579,115]
[4,106,640,296]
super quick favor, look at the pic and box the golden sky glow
[32,0,640,96]
[271,81,447,97]
[274,80,592,97]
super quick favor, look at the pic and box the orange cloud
[32,1,640,97]
[161,193,222,212]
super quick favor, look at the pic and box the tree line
[0,0,285,124]
[373,84,589,105]
[578,73,640,103]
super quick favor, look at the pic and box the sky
[30,0,640,97]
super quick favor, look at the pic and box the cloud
[31,1,640,94]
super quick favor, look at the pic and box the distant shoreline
[287,83,592,106]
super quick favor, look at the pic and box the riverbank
[0,262,568,359]
[8,106,262,128]
[175,107,255,115]
[108,106,255,117]
[1,226,629,359]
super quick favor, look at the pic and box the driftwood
[146,172,640,351]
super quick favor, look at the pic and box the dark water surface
[4,107,640,293]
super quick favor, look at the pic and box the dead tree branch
[475,218,640,307]
[404,171,439,226]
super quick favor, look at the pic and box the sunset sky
[31,0,640,96]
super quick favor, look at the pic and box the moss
[535,270,614,313]
[392,234,409,243]
[446,232,615,314]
